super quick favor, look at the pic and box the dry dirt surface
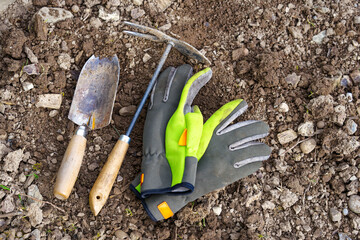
[1,0,360,239]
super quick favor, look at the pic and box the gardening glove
[131,99,271,221]
[131,65,213,198]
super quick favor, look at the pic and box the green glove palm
[132,65,212,198]
[131,99,271,221]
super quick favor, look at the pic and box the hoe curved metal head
[123,21,211,65]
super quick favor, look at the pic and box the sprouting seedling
[26,173,39,179]
[93,232,101,240]
[40,64,45,73]
[258,234,265,239]
[308,91,314,97]
[295,65,299,70]
[307,18,316,27]
[0,185,10,191]
[125,208,133,216]
[202,218,206,227]
[19,59,29,76]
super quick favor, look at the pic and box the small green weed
[125,208,133,216]
[0,185,10,191]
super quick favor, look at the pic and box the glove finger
[178,68,212,114]
[150,64,193,108]
[196,99,248,159]
[217,120,270,151]
[144,65,193,154]
[228,142,271,168]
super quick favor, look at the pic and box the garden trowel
[54,55,120,200]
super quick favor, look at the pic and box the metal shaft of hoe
[126,42,173,136]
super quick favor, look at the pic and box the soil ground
[1,0,360,239]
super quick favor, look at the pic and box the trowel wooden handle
[89,135,130,216]
[54,127,87,200]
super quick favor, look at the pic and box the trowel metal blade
[68,55,120,130]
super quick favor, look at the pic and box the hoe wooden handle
[89,137,129,216]
[54,134,87,200]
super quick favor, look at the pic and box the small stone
[36,94,62,109]
[130,231,142,240]
[277,129,297,145]
[132,0,143,5]
[106,0,120,7]
[116,175,123,182]
[143,53,151,63]
[115,230,129,239]
[298,122,314,136]
[119,105,137,116]
[77,212,85,217]
[49,110,59,117]
[19,173,27,182]
[88,162,99,171]
[24,47,39,64]
[35,7,73,24]
[57,53,71,70]
[99,6,120,22]
[90,17,103,29]
[338,232,352,240]
[343,208,349,216]
[285,73,301,87]
[350,70,360,84]
[278,102,289,112]
[0,143,11,159]
[232,47,249,61]
[340,75,352,87]
[329,208,342,222]
[23,64,40,75]
[280,189,298,208]
[317,121,325,129]
[61,41,68,51]
[56,135,64,141]
[131,8,145,19]
[345,119,357,135]
[293,205,301,214]
[312,30,327,44]
[31,229,40,240]
[27,185,43,207]
[158,23,171,31]
[346,92,353,102]
[355,16,360,24]
[348,44,355,52]
[22,82,34,92]
[0,195,15,213]
[332,105,346,126]
[300,138,316,154]
[349,195,360,214]
[27,203,43,227]
[3,149,24,173]
[212,206,222,216]
[326,28,335,36]
[261,201,275,210]
[288,26,303,39]
[71,5,79,13]
[84,0,101,8]
[151,0,173,12]
[353,217,360,230]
